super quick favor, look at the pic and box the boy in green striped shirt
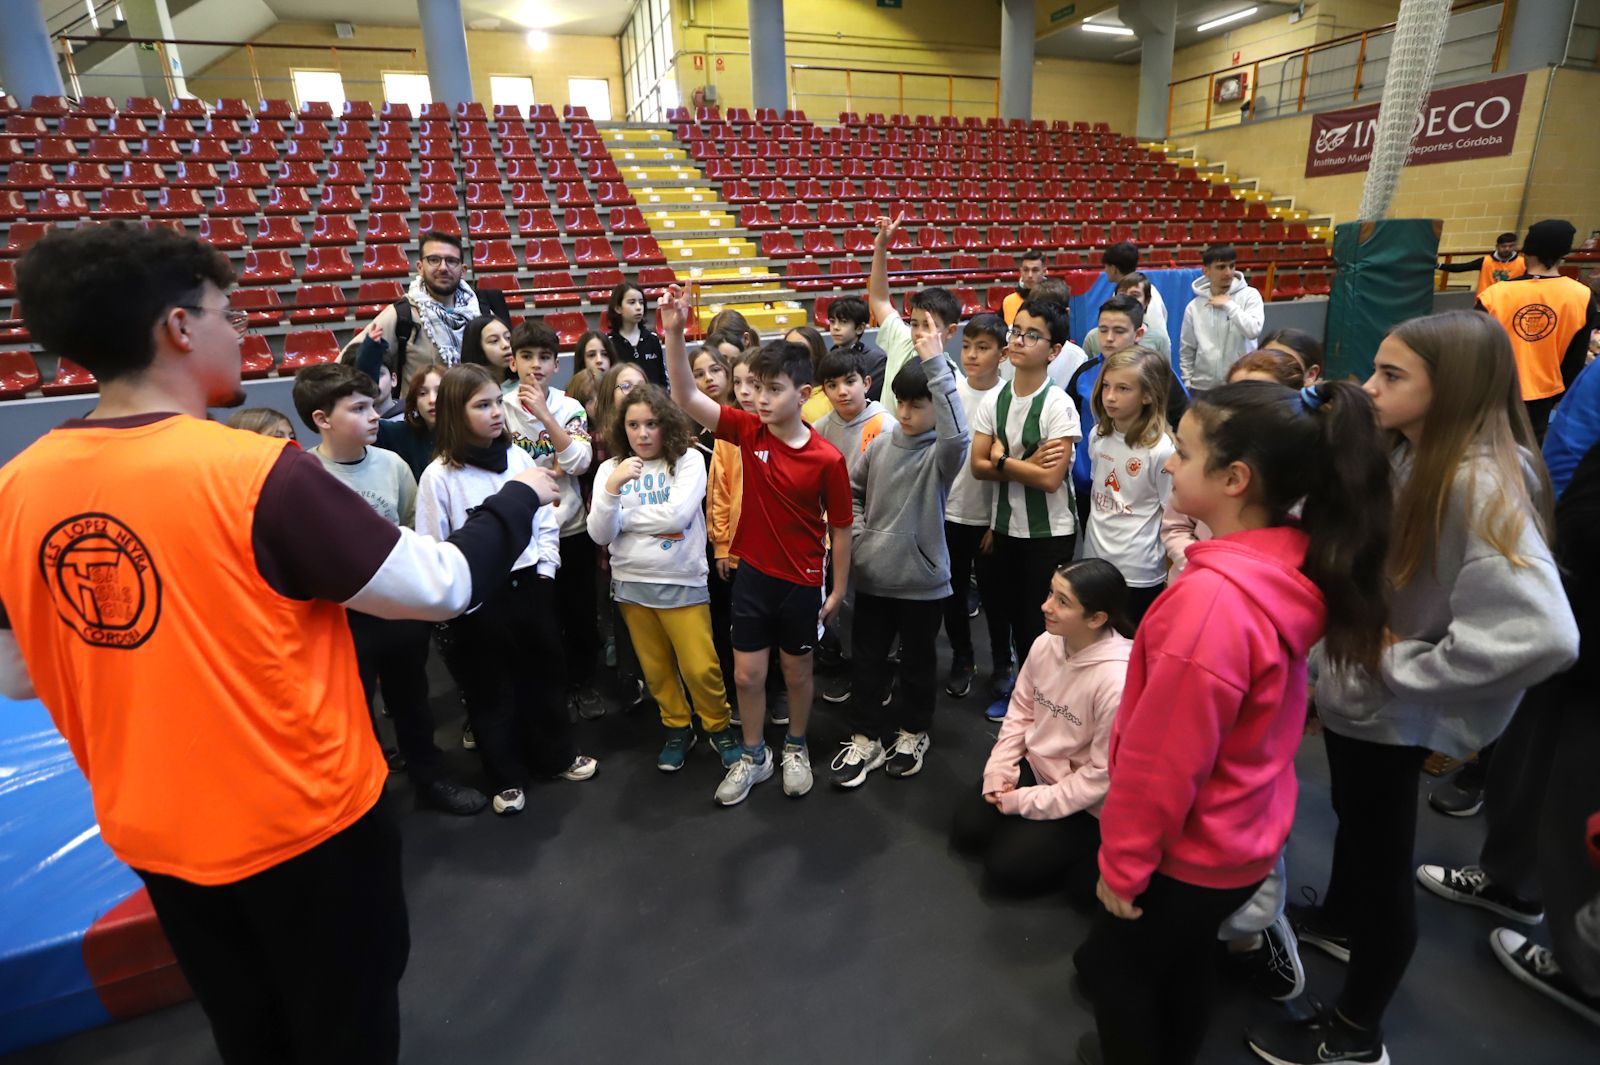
[969,298,1082,720]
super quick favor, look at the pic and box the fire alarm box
[1215,72,1248,104]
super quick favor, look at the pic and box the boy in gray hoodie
[830,327,970,788]
[1179,244,1265,391]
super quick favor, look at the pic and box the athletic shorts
[729,564,822,657]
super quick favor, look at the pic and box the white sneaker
[829,734,885,789]
[492,787,525,815]
[781,742,813,797]
[558,754,598,781]
[883,729,930,778]
[715,746,774,806]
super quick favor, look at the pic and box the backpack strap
[474,284,511,324]
[390,298,415,370]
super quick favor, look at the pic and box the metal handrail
[788,64,1001,118]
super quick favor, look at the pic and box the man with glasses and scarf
[343,230,511,394]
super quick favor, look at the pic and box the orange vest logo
[39,513,162,648]
[1511,304,1558,342]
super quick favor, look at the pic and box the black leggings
[949,762,1100,903]
[990,532,1076,671]
[347,613,441,785]
[1318,730,1429,1030]
[1074,872,1260,1065]
[136,802,408,1065]
[940,520,1009,671]
[555,533,599,688]
[451,569,577,789]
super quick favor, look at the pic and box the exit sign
[1050,3,1076,21]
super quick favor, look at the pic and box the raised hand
[873,212,906,248]
[659,285,693,335]
[605,455,645,494]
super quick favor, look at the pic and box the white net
[1358,0,1454,220]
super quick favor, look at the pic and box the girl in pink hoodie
[950,558,1133,904]
[1072,380,1393,1065]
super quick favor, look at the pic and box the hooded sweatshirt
[849,353,970,600]
[502,385,592,537]
[814,399,891,472]
[983,630,1133,820]
[1178,273,1265,392]
[1098,525,1325,901]
[1311,446,1579,758]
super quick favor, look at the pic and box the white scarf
[407,274,480,366]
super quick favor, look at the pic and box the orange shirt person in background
[0,223,557,1065]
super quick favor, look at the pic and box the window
[567,78,613,121]
[620,0,675,121]
[381,72,433,111]
[490,76,536,113]
[291,70,346,112]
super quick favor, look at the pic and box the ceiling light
[525,29,549,49]
[1081,21,1135,36]
[1197,6,1259,33]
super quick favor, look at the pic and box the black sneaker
[571,686,607,721]
[883,729,930,777]
[822,677,852,704]
[1427,765,1484,817]
[966,584,981,619]
[945,658,975,698]
[1490,927,1600,1027]
[989,665,1015,701]
[1225,914,1306,1001]
[829,734,885,788]
[1416,864,1544,924]
[767,691,789,726]
[1286,893,1351,963]
[1246,1003,1388,1065]
[421,778,489,816]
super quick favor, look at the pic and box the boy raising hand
[663,287,853,806]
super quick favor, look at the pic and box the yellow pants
[617,601,732,732]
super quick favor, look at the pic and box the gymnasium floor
[7,641,1594,1065]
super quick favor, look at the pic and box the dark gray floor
[7,647,1597,1064]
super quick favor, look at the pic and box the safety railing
[1166,0,1510,137]
[54,33,421,109]
[788,64,1001,121]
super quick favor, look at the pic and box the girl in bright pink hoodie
[950,558,1133,904]
[1072,380,1393,1065]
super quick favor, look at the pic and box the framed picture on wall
[1215,73,1248,104]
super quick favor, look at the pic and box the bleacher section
[0,95,1335,399]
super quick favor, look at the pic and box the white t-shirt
[971,377,1081,539]
[1083,428,1176,587]
[946,375,1002,527]
[999,341,1088,393]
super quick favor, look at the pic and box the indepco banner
[1304,73,1526,178]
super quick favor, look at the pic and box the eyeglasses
[1006,326,1048,345]
[180,305,251,336]
[616,378,638,394]
[422,254,463,268]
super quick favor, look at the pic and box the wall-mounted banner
[1305,73,1525,178]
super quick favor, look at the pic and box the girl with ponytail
[1072,379,1392,1065]
[1251,311,1580,1065]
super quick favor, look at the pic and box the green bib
[993,380,1057,538]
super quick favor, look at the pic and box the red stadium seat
[554,183,593,207]
[276,160,320,186]
[342,100,376,120]
[584,268,624,301]
[473,273,523,310]
[225,161,270,188]
[240,249,294,285]
[76,96,117,118]
[621,235,666,265]
[593,182,634,207]
[330,138,370,162]
[280,330,340,372]
[303,246,354,281]
[363,214,410,244]
[419,184,460,210]
[473,240,518,270]
[370,159,413,186]
[369,184,413,213]
[3,162,52,190]
[140,138,183,162]
[636,266,679,292]
[214,98,252,119]
[573,238,618,267]
[545,311,591,346]
[229,286,284,325]
[198,216,247,249]
[325,160,366,186]
[151,187,204,217]
[468,209,511,239]
[356,279,405,318]
[524,239,568,268]
[33,189,90,219]
[318,185,364,213]
[375,138,410,160]
[608,207,649,234]
[0,349,41,399]
[257,99,294,121]
[211,187,261,216]
[172,161,220,188]
[290,283,350,324]
[119,161,166,188]
[528,270,580,306]
[466,182,504,208]
[802,230,842,257]
[0,192,23,222]
[42,357,98,396]
[740,204,778,229]
[513,181,547,209]
[416,212,461,238]
[379,102,412,121]
[264,187,312,215]
[1,222,53,258]
[564,207,604,236]
[237,334,275,380]
[237,137,280,162]
[121,96,161,118]
[516,208,558,236]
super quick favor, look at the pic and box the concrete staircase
[1145,141,1335,242]
[598,125,806,333]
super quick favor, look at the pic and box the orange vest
[0,415,384,885]
[1477,254,1524,294]
[1003,290,1024,326]
[1479,276,1593,401]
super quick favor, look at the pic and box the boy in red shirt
[663,287,852,805]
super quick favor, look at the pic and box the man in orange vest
[1478,219,1600,440]
[0,223,558,1065]
[1002,247,1046,326]
[1440,231,1526,294]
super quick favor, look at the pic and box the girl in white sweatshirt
[950,558,1134,903]
[416,364,597,816]
[586,383,742,773]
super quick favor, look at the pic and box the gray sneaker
[715,747,774,806]
[780,742,813,797]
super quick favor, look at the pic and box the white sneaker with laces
[781,743,813,797]
[558,754,598,781]
[492,788,525,815]
[715,747,774,806]
[883,729,931,778]
[829,734,885,789]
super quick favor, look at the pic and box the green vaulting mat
[1324,218,1442,382]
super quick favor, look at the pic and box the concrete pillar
[1502,0,1576,73]
[1000,0,1035,122]
[1121,0,1177,141]
[122,0,187,99]
[748,0,787,113]
[0,0,65,101]
[417,0,474,108]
